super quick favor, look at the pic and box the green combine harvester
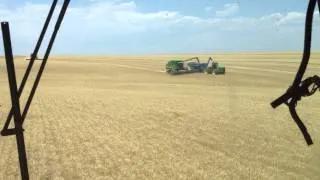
[165,57,225,75]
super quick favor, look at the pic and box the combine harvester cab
[166,60,184,74]
[165,57,203,75]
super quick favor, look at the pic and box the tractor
[25,53,43,61]
[204,57,226,75]
[165,57,225,75]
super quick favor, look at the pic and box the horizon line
[5,50,320,57]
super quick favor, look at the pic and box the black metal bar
[1,0,58,133]
[271,0,317,108]
[21,0,70,123]
[291,0,316,88]
[1,22,29,180]
[271,0,319,146]
[314,75,320,86]
[271,89,293,108]
[1,128,24,136]
[318,0,320,14]
[30,0,58,60]
[289,105,313,145]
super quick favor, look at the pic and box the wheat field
[0,52,319,180]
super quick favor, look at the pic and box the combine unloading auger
[0,0,70,179]
[271,0,319,146]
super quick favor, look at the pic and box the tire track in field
[227,66,295,74]
[224,61,320,69]
[106,63,297,75]
[51,60,166,73]
[104,62,166,73]
[51,59,300,74]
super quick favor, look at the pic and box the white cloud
[0,1,314,37]
[259,11,320,31]
[0,1,318,54]
[270,12,306,25]
[215,3,239,17]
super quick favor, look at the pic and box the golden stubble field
[0,52,319,180]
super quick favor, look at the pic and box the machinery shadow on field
[166,71,226,76]
[166,71,206,76]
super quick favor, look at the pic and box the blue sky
[0,0,319,55]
